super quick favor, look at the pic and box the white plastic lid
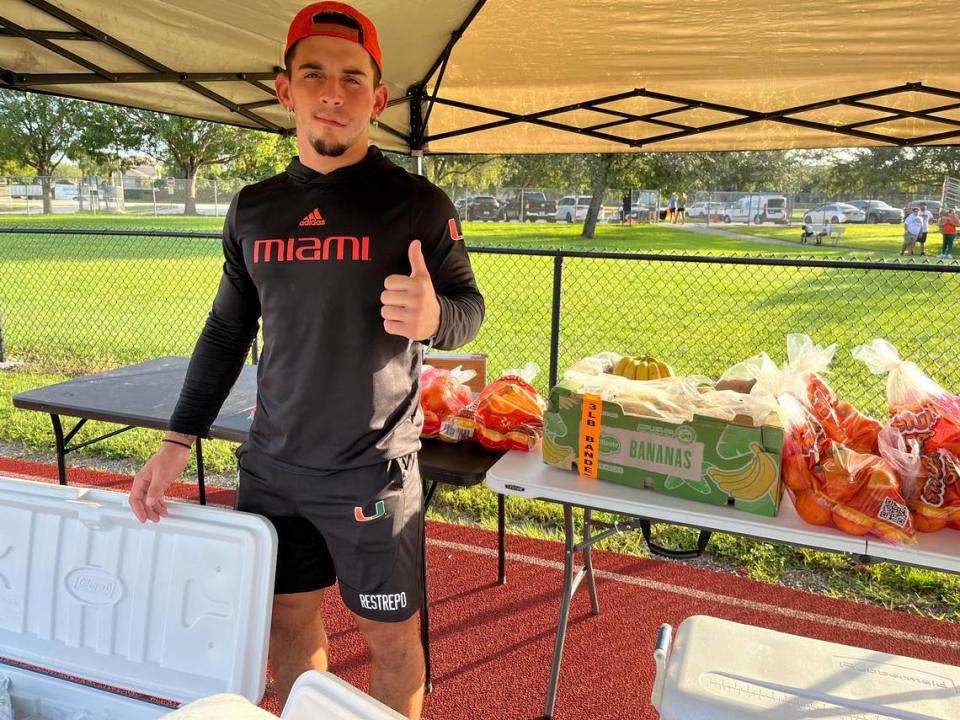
[0,475,277,705]
[659,615,960,719]
[283,671,406,719]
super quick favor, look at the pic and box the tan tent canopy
[2,0,959,154]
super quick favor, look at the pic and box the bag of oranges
[778,394,915,544]
[879,425,960,533]
[785,334,883,454]
[854,339,960,532]
[472,363,546,452]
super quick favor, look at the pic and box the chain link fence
[0,176,246,217]
[3,176,948,228]
[2,228,958,417]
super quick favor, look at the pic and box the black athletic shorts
[235,450,423,623]
[918,231,929,244]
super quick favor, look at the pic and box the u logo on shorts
[354,500,386,523]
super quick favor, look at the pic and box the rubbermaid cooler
[652,615,960,719]
[0,474,277,717]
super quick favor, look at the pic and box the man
[917,202,934,256]
[902,207,923,255]
[127,4,484,718]
[816,220,832,246]
[667,193,677,222]
[940,208,958,259]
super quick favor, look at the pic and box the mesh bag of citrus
[779,394,915,543]
[855,339,960,532]
[879,426,960,533]
[785,334,883,454]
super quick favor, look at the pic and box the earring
[371,117,379,130]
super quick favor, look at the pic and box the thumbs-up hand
[381,240,441,341]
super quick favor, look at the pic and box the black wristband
[162,438,193,450]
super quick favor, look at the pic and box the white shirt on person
[905,214,923,235]
[918,210,933,231]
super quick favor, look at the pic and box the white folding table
[485,449,960,719]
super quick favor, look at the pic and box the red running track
[2,457,958,719]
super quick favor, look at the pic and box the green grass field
[1,214,958,620]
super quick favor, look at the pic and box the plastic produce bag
[879,426,960,533]
[473,363,546,451]
[785,334,883,453]
[419,365,475,439]
[778,394,915,544]
[853,338,960,457]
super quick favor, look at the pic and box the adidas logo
[299,208,326,226]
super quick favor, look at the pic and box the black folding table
[12,355,509,692]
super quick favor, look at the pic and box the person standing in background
[902,207,923,255]
[917,202,934,256]
[939,208,958,259]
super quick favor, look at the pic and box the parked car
[721,195,789,224]
[457,195,501,221]
[685,201,726,219]
[556,195,605,223]
[843,200,903,224]
[802,203,866,224]
[629,202,657,221]
[499,191,557,222]
[904,199,942,221]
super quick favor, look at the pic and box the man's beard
[309,134,350,157]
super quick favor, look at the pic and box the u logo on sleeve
[354,500,386,522]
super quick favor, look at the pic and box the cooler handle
[640,520,711,559]
[651,623,673,712]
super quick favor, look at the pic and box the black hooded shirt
[169,147,484,470]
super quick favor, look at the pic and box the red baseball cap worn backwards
[285,2,383,77]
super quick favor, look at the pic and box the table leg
[544,503,578,720]
[424,480,439,508]
[195,437,206,506]
[50,414,67,485]
[582,508,600,616]
[498,493,506,585]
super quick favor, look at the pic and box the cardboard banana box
[542,380,784,516]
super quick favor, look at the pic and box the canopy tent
[2,0,960,155]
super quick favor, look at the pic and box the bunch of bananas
[706,443,780,501]
[611,355,674,381]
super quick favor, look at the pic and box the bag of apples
[472,362,546,452]
[778,393,916,544]
[419,365,475,440]
[857,339,960,532]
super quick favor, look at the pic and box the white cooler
[164,671,406,719]
[652,615,960,719]
[0,474,277,717]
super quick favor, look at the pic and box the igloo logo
[65,568,124,606]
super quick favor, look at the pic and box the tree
[500,154,581,191]
[0,90,84,213]
[68,104,145,210]
[136,113,258,214]
[580,153,661,238]
[223,132,298,180]
[425,155,505,200]
[73,104,145,179]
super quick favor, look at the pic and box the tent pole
[411,150,424,177]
